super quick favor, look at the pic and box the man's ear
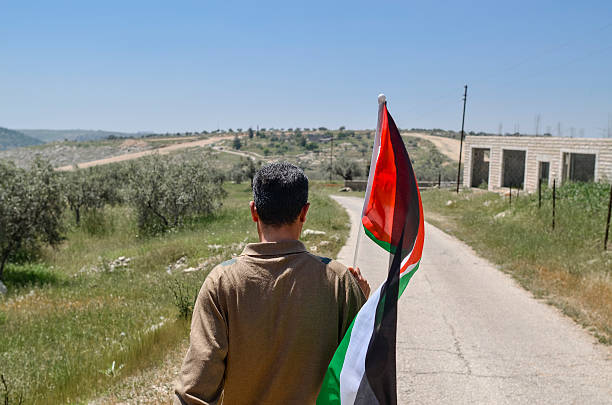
[298,203,310,223]
[249,201,259,223]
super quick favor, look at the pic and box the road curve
[331,195,611,404]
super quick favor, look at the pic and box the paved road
[332,195,611,404]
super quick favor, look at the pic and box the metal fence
[344,179,461,190]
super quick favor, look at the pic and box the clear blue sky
[1,1,611,136]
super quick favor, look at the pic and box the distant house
[462,136,612,192]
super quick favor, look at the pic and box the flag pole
[352,93,386,267]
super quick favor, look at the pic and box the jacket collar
[241,240,307,257]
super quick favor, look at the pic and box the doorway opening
[470,148,490,188]
[538,161,550,187]
[502,149,526,189]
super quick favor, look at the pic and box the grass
[0,181,350,404]
[421,182,612,344]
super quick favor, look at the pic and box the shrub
[0,158,64,281]
[305,142,318,151]
[127,155,227,233]
[170,280,199,319]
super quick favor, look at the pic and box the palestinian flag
[317,95,424,405]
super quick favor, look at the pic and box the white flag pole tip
[378,94,386,104]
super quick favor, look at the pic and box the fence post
[538,178,542,208]
[509,185,512,205]
[517,187,520,199]
[438,172,441,188]
[552,179,556,230]
[605,184,612,250]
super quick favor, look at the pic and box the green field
[0,181,350,404]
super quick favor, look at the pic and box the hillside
[403,132,461,161]
[0,128,458,182]
[215,128,458,182]
[19,128,140,142]
[0,127,43,150]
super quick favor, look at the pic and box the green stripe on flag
[399,262,419,296]
[316,320,357,405]
[374,262,420,328]
[363,225,396,254]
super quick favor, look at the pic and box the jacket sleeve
[174,271,228,405]
[339,269,367,342]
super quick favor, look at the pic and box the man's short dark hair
[253,162,308,226]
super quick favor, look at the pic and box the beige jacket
[174,240,366,405]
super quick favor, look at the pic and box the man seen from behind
[174,161,370,405]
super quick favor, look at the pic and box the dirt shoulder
[88,339,188,404]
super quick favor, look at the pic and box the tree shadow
[3,264,62,290]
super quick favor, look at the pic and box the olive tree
[0,159,64,281]
[241,158,261,188]
[232,136,242,150]
[230,162,246,184]
[62,166,122,225]
[127,155,227,233]
[230,157,261,186]
[333,156,363,181]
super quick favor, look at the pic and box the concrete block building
[462,136,612,192]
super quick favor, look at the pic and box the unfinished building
[463,136,612,192]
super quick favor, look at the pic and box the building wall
[463,136,612,192]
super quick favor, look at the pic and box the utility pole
[557,122,562,137]
[329,132,334,182]
[456,85,468,193]
[535,114,541,136]
[605,185,612,250]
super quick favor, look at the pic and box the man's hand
[348,266,370,299]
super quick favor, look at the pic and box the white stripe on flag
[338,260,419,404]
[338,282,383,404]
[361,99,385,217]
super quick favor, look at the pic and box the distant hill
[18,129,139,142]
[0,127,44,150]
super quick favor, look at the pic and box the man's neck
[257,222,301,243]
